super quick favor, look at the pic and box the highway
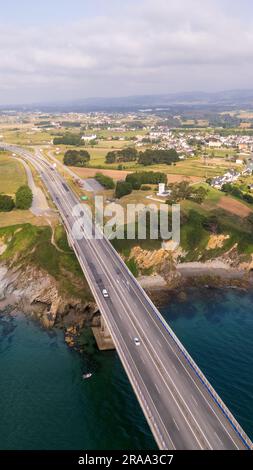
[3,144,252,450]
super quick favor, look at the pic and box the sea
[0,287,252,450]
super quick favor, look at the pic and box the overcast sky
[0,0,252,104]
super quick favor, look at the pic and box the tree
[115,181,132,199]
[118,147,138,162]
[15,185,33,210]
[64,149,90,167]
[138,149,179,166]
[125,171,167,190]
[105,151,117,164]
[168,181,192,203]
[53,133,82,146]
[95,173,115,189]
[189,186,208,204]
[0,194,15,212]
[105,147,138,164]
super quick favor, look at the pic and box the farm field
[217,196,252,218]
[49,144,231,178]
[1,129,54,146]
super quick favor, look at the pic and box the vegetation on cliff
[0,223,92,301]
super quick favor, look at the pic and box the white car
[102,289,109,298]
[134,337,141,346]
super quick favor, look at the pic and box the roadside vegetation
[0,185,33,212]
[94,173,115,189]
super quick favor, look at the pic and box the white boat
[82,373,92,379]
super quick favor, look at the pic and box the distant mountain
[2,89,253,113]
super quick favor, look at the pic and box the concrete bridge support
[92,315,115,351]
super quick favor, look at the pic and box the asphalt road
[4,144,252,451]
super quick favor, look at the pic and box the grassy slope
[0,224,92,301]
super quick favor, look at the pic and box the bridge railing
[103,234,253,450]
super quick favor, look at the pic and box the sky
[0,0,253,104]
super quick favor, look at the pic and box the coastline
[138,261,253,307]
[1,258,253,350]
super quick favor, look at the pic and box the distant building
[81,134,97,142]
[208,139,222,148]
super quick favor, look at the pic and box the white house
[81,134,97,142]
[157,183,171,197]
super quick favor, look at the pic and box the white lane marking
[214,432,224,448]
[191,395,199,407]
[172,364,179,375]
[155,383,161,395]
[173,418,180,431]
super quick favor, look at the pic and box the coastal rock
[129,246,181,288]
[0,262,97,331]
[0,239,7,256]
[206,234,230,250]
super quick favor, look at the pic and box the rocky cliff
[0,262,98,349]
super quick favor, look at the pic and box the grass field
[0,211,50,228]
[1,129,54,146]
[0,151,27,195]
[49,143,231,177]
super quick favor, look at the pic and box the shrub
[115,181,132,199]
[0,194,15,212]
[95,173,115,189]
[15,185,33,210]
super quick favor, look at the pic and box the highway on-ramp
[3,144,252,451]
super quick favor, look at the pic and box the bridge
[3,144,253,450]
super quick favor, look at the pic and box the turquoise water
[0,288,253,449]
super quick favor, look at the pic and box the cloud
[0,0,253,103]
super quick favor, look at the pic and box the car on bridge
[102,289,109,298]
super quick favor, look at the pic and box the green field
[0,152,27,195]
[2,129,54,146]
[49,144,230,177]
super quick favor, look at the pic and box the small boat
[82,373,92,380]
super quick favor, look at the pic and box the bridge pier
[92,315,115,351]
